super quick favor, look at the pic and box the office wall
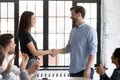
[101,0,120,78]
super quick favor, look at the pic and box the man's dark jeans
[70,68,94,80]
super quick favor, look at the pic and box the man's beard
[72,18,78,26]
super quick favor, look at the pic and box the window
[0,0,100,69]
[0,2,14,34]
[48,1,72,66]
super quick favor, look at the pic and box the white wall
[100,0,120,79]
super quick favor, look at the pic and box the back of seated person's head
[0,33,13,48]
[0,45,5,66]
[114,48,120,64]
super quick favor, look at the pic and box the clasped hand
[49,49,57,57]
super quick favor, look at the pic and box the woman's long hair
[17,11,34,38]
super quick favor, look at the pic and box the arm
[84,27,98,78]
[20,61,40,80]
[4,55,15,73]
[96,64,110,80]
[20,70,30,80]
[56,48,68,54]
[20,53,30,80]
[27,60,40,78]
[50,48,68,57]
[1,55,15,79]
[84,55,95,78]
[1,57,19,80]
[20,53,29,71]
[20,53,40,79]
[27,42,52,56]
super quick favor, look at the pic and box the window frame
[0,0,101,68]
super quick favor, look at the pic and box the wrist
[27,69,31,76]
[27,68,35,78]
[47,50,51,54]
[49,49,52,54]
[86,65,91,70]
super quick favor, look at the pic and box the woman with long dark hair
[17,11,53,68]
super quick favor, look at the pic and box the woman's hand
[96,64,106,75]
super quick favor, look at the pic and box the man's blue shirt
[66,22,98,73]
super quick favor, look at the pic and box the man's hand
[20,53,29,71]
[27,60,40,78]
[49,49,57,57]
[5,55,15,73]
[84,67,90,78]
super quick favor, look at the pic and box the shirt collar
[75,22,85,28]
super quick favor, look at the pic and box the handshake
[49,49,58,57]
[48,48,67,57]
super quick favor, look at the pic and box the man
[53,6,97,80]
[0,33,19,80]
[0,33,40,80]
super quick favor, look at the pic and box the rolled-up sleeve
[87,28,98,55]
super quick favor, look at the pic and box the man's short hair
[70,6,85,18]
[0,34,14,48]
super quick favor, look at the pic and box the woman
[17,11,53,68]
[96,48,120,80]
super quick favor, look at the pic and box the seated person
[0,33,40,80]
[0,45,40,80]
[0,33,21,80]
[96,48,120,80]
